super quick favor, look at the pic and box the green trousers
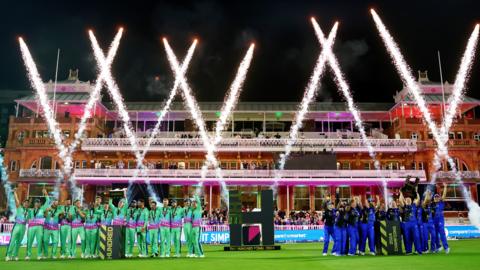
[6,223,26,258]
[148,228,159,255]
[171,228,182,256]
[71,227,86,257]
[85,228,98,256]
[183,223,193,255]
[43,229,59,258]
[160,227,171,256]
[26,225,43,257]
[192,227,203,256]
[125,228,136,255]
[60,225,71,256]
[137,230,147,256]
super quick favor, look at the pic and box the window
[31,160,37,169]
[337,186,351,200]
[473,133,480,141]
[456,132,463,139]
[62,130,71,138]
[82,160,87,168]
[28,184,54,200]
[410,132,419,140]
[188,161,197,169]
[229,162,238,170]
[363,162,371,170]
[169,185,185,202]
[9,160,17,172]
[128,160,136,169]
[74,161,81,169]
[449,132,455,140]
[293,186,310,211]
[411,162,417,170]
[40,156,52,169]
[446,184,469,199]
[427,132,433,139]
[385,161,399,170]
[418,162,424,170]
[314,186,329,210]
[341,162,351,170]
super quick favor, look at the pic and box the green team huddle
[5,188,205,261]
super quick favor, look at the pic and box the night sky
[1,0,480,103]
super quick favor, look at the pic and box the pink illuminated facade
[2,70,480,216]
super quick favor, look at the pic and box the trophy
[400,175,419,198]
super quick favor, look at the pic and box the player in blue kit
[432,183,450,254]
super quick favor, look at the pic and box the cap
[171,199,177,204]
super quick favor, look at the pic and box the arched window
[40,156,53,170]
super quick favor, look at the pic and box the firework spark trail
[19,38,80,197]
[274,23,338,191]
[311,18,389,205]
[430,24,479,185]
[163,39,228,201]
[127,40,198,201]
[371,9,480,228]
[212,43,255,146]
[89,31,159,199]
[197,43,255,194]
[59,29,123,199]
[0,154,16,220]
[138,40,198,161]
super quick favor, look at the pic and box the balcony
[80,138,417,153]
[435,171,480,179]
[419,139,480,149]
[73,168,426,186]
[19,169,62,178]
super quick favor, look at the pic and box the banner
[1,225,479,246]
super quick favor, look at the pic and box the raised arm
[13,188,20,208]
[442,183,448,201]
[41,188,51,210]
[108,198,117,212]
[399,191,405,207]
[414,189,420,206]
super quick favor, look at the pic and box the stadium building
[2,70,480,217]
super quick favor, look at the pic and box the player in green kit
[183,198,194,257]
[25,188,50,260]
[43,198,61,259]
[109,188,128,226]
[136,199,149,258]
[70,199,86,258]
[5,189,29,261]
[148,200,161,257]
[170,199,184,257]
[191,195,204,258]
[159,197,171,258]
[59,199,73,259]
[84,205,99,258]
[92,196,104,258]
[125,200,138,258]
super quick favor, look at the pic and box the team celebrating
[5,188,204,261]
[4,179,451,261]
[322,182,450,256]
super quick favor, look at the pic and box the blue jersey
[416,207,423,225]
[432,201,445,222]
[422,205,434,224]
[402,204,417,223]
[387,208,400,221]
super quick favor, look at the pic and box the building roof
[402,94,480,104]
[17,92,92,103]
[106,101,395,112]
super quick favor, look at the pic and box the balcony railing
[81,138,417,153]
[436,171,480,179]
[72,168,426,185]
[19,169,62,178]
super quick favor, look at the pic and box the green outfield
[1,240,480,270]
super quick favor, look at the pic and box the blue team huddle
[322,182,450,256]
